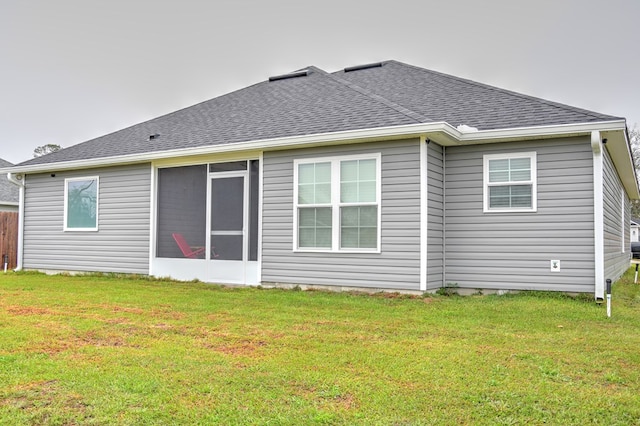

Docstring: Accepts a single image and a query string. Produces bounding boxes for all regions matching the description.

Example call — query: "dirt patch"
[205,339,268,356]
[4,305,60,316]
[1,380,91,422]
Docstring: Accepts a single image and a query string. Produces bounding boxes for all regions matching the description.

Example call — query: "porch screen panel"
[156,165,207,258]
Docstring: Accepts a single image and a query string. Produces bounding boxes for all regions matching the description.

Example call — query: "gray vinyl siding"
[427,142,444,289]
[23,163,151,274]
[262,139,421,290]
[445,137,596,292]
[603,147,631,282]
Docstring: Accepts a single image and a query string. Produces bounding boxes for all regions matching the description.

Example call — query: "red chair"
[172,233,205,259]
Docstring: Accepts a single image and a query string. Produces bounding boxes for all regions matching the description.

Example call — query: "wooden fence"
[0,212,18,270]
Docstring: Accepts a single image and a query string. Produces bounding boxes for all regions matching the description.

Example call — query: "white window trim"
[483,152,537,213]
[293,153,382,253]
[64,176,99,232]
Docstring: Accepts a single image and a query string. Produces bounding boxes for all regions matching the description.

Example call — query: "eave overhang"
[2,119,636,197]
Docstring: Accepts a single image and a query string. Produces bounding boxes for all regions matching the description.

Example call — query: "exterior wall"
[261,139,421,290]
[603,147,631,282]
[0,204,18,213]
[444,136,596,292]
[426,142,444,289]
[23,164,151,274]
[631,224,639,243]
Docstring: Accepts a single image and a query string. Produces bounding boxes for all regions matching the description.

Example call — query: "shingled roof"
[0,158,19,204]
[17,60,622,167]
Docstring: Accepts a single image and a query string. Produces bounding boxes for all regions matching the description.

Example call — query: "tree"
[33,144,61,158]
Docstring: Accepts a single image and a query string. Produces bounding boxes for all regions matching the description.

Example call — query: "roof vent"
[148,133,160,141]
[344,62,383,73]
[268,69,309,82]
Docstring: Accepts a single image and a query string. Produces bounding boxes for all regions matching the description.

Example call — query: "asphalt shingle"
[16,60,622,168]
[0,159,19,203]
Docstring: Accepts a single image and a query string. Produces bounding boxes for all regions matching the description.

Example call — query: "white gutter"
[7,173,24,271]
[0,120,628,175]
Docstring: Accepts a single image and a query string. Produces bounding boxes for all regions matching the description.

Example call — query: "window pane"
[340,160,358,181]
[299,208,317,226]
[340,206,378,249]
[316,228,332,248]
[340,158,377,203]
[341,228,358,248]
[488,159,509,172]
[359,227,377,248]
[315,162,331,183]
[340,182,358,203]
[488,186,510,208]
[315,183,331,204]
[489,170,509,183]
[298,162,331,204]
[489,157,531,183]
[316,207,332,227]
[509,158,530,170]
[489,185,532,209]
[298,164,315,184]
[67,179,98,229]
[510,169,531,181]
[358,159,376,180]
[298,207,332,248]
[341,206,359,226]
[359,206,377,226]
[299,228,316,247]
[298,184,314,204]
[358,181,376,202]
[510,185,532,207]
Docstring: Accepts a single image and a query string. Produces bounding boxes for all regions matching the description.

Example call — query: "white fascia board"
[1,120,627,175]
[456,120,626,143]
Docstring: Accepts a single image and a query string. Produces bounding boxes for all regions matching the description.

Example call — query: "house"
[3,60,637,300]
[631,218,640,242]
[0,158,19,269]
[0,159,19,212]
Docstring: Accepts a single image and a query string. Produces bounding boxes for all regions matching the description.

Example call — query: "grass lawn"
[0,271,639,425]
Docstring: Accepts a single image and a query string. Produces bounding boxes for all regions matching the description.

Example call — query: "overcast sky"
[1,0,638,164]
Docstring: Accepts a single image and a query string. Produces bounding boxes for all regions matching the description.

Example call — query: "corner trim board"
[592,131,605,300]
[419,136,428,291]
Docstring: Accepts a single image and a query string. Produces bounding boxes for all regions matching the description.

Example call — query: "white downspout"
[591,131,605,301]
[7,173,24,271]
[419,136,428,291]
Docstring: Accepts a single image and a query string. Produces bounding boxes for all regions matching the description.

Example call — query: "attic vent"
[148,133,160,141]
[344,62,383,73]
[268,69,309,82]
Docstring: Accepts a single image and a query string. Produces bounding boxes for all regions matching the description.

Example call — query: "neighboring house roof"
[631,217,640,226]
[0,158,19,205]
[12,60,623,169]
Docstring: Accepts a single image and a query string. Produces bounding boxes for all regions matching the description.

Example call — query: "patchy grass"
[0,270,639,425]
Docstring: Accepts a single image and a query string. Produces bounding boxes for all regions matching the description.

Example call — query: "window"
[294,154,380,252]
[64,177,99,231]
[483,152,536,212]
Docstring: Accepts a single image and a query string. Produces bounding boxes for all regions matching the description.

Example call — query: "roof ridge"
[319,65,430,124]
[387,60,622,123]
